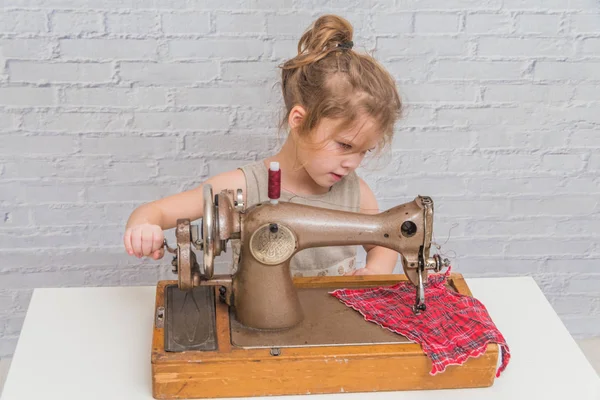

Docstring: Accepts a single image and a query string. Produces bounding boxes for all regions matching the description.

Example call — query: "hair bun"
[296,15,354,60]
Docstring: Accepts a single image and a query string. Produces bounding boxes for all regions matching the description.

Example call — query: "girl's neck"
[264,135,330,196]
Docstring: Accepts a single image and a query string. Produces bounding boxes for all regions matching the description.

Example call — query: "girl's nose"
[341,153,364,169]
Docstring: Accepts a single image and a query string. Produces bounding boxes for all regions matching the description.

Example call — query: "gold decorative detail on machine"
[249,223,297,265]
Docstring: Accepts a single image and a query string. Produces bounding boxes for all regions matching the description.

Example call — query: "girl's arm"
[124,169,247,259]
[350,177,399,275]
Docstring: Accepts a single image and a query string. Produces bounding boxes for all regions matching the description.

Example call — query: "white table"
[1,277,599,399]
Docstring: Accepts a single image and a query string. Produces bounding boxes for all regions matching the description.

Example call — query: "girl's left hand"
[345,267,376,276]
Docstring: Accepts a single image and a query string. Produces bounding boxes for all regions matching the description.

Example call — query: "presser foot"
[412,254,451,314]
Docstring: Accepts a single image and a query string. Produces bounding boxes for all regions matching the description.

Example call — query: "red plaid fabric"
[329,268,510,377]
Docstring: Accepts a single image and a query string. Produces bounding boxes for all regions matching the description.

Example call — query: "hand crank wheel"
[175,219,196,290]
[202,184,215,279]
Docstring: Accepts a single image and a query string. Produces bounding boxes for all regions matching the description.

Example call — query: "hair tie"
[337,40,353,50]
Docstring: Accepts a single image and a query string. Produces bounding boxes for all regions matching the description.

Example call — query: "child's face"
[300,114,381,188]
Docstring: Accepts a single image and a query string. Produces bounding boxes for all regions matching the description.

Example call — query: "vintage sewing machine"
[151,164,500,399]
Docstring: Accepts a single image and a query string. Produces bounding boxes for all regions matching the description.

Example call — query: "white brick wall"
[0,1,599,356]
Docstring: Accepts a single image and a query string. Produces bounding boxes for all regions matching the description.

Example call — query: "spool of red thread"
[268,162,281,204]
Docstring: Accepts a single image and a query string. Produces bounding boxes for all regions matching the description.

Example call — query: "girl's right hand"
[123,223,165,260]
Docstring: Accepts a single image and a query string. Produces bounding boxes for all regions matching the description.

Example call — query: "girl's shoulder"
[237,160,268,207]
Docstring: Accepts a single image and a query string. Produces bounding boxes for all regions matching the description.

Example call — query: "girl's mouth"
[330,173,343,181]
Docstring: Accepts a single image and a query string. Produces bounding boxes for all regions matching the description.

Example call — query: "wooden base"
[151,273,499,399]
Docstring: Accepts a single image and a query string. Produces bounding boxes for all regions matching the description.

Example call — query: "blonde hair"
[279,14,402,152]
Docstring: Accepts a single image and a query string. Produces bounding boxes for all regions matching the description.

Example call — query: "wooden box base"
[151,273,499,399]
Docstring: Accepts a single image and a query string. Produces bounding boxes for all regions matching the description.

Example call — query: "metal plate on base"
[230,287,414,349]
[165,285,217,352]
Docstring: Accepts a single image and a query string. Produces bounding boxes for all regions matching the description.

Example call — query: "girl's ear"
[288,105,306,131]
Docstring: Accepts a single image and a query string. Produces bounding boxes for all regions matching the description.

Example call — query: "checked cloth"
[329,268,510,377]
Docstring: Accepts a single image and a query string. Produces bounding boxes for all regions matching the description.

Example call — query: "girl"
[123,14,403,277]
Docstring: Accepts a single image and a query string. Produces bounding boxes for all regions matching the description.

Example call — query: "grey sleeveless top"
[238,160,361,277]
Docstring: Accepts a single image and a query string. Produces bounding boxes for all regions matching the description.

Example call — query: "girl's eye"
[337,142,352,150]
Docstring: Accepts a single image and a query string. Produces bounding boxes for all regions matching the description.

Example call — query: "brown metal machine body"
[235,199,433,329]
[165,184,448,331]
